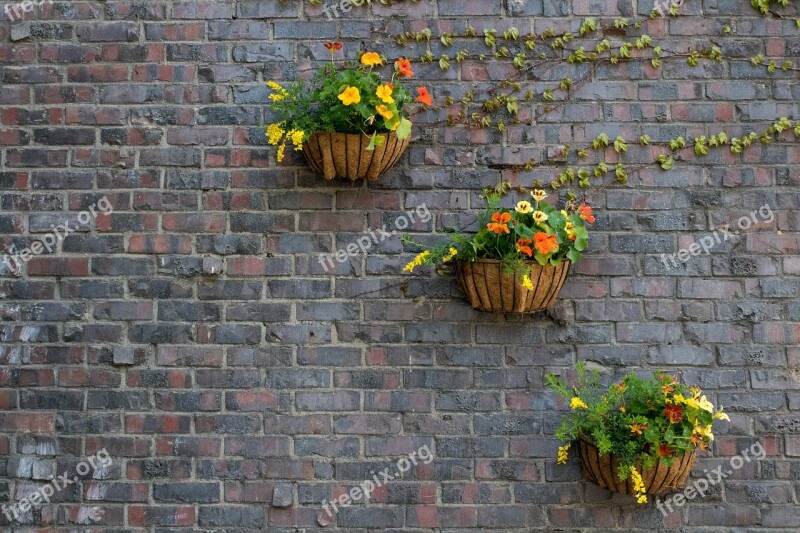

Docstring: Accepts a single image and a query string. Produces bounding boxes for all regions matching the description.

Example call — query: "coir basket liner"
[303,131,409,181]
[454,258,570,313]
[578,435,697,495]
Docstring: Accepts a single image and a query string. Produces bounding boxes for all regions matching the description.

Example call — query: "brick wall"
[1,0,799,530]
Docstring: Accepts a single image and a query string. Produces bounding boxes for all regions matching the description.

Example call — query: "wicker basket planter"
[454,258,570,313]
[578,435,697,495]
[303,131,409,181]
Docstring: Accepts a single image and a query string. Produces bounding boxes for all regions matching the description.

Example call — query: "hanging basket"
[303,131,409,181]
[454,258,570,313]
[577,435,697,495]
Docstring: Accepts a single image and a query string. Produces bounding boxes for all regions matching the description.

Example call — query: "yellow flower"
[338,86,361,106]
[515,201,533,214]
[266,123,285,145]
[289,129,304,151]
[557,443,570,464]
[276,143,286,163]
[375,104,394,121]
[403,250,431,273]
[570,397,588,410]
[442,247,458,262]
[360,51,383,67]
[630,467,647,504]
[267,81,288,101]
[629,422,647,435]
[533,211,549,224]
[697,395,715,413]
[267,81,286,93]
[376,84,394,104]
[682,396,701,410]
[531,189,547,203]
[714,406,730,421]
[694,421,714,441]
[522,275,534,290]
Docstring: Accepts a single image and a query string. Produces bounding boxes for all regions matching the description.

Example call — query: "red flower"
[665,404,683,424]
[395,57,414,78]
[487,212,511,234]
[578,202,596,224]
[324,42,343,51]
[533,232,559,255]
[657,443,673,458]
[416,86,433,106]
[516,238,533,257]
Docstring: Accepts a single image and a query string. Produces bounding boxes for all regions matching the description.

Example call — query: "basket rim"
[307,130,398,140]
[455,258,571,266]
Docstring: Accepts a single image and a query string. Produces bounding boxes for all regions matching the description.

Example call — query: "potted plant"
[402,189,593,313]
[266,43,429,181]
[545,363,730,503]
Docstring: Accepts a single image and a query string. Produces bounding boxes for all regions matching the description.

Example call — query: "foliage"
[265,44,426,161]
[546,363,730,502]
[402,188,594,282]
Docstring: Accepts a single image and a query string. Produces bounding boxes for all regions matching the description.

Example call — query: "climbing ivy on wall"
[390,14,800,192]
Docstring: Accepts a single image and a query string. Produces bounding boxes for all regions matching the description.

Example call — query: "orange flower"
[629,422,647,436]
[416,86,433,106]
[487,212,511,234]
[395,57,414,78]
[516,238,533,257]
[533,232,559,255]
[324,42,343,51]
[578,202,596,223]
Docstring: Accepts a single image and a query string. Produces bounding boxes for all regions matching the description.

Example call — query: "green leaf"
[484,29,496,47]
[579,18,597,36]
[395,117,412,140]
[366,132,385,151]
[574,234,588,252]
[503,27,520,40]
[506,99,519,115]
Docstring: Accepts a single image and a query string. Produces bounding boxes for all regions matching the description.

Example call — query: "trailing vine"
[388,13,800,191]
